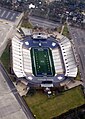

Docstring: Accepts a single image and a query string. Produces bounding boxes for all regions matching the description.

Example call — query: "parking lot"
[0,7,23,56]
[0,7,20,22]
[0,22,12,45]
[0,21,13,56]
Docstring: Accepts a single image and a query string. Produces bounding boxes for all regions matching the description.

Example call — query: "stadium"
[12,32,77,88]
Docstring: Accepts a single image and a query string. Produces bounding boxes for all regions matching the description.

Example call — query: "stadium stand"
[22,48,32,73]
[52,48,64,74]
[12,36,25,78]
[59,36,77,77]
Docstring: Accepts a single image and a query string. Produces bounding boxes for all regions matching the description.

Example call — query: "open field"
[24,86,85,119]
[62,24,70,38]
[21,20,33,28]
[0,44,10,72]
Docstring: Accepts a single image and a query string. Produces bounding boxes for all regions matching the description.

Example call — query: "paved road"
[68,26,85,90]
[0,62,35,119]
[29,16,61,29]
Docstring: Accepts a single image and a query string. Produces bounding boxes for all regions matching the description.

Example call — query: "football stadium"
[12,32,77,88]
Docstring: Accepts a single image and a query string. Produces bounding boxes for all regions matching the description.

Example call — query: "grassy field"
[62,24,70,38]
[21,20,33,28]
[24,86,85,119]
[0,44,10,73]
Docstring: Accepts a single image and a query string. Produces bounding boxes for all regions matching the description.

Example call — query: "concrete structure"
[12,32,77,88]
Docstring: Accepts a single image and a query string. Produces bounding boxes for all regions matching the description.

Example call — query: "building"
[12,32,77,88]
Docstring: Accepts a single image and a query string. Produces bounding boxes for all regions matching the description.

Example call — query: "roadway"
[68,26,85,91]
[29,16,61,29]
[0,62,35,119]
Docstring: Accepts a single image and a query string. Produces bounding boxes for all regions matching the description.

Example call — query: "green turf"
[21,20,33,28]
[23,86,85,119]
[31,47,55,77]
[62,24,70,39]
[0,45,10,73]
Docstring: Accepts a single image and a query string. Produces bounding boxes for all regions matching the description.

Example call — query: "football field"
[31,47,55,77]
